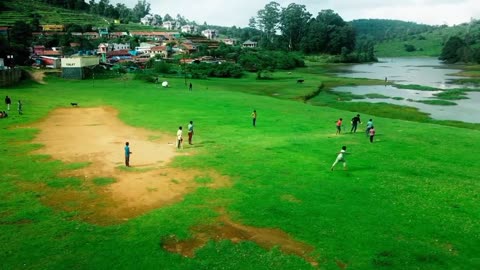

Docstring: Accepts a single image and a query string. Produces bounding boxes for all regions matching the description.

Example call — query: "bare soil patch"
[163,214,319,266]
[29,70,47,84]
[27,107,230,225]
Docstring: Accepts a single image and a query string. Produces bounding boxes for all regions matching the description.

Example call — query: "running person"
[331,146,348,171]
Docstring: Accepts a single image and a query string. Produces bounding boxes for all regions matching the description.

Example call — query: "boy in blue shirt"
[125,142,132,167]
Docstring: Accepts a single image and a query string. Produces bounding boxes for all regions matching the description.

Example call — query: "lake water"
[332,58,480,123]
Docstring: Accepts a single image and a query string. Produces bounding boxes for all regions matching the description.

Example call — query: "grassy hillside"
[0,0,109,26]
[375,22,478,57]
[0,0,159,31]
[0,66,479,269]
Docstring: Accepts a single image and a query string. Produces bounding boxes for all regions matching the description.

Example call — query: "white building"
[135,42,158,54]
[163,21,177,30]
[223,38,238,46]
[112,43,130,50]
[201,29,217,40]
[141,14,154,25]
[181,25,198,34]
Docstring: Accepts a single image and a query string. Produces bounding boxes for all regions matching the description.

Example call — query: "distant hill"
[351,19,480,57]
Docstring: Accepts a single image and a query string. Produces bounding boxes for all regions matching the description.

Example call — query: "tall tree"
[132,0,150,22]
[279,3,311,51]
[439,36,467,63]
[164,14,173,22]
[256,1,281,46]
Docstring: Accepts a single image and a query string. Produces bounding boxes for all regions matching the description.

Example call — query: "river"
[331,57,480,123]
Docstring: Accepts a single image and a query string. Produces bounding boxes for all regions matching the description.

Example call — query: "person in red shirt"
[336,118,343,135]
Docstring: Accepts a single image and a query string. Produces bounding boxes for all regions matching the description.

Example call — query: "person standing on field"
[336,118,343,135]
[369,126,376,143]
[124,142,132,167]
[187,121,194,145]
[252,110,257,127]
[5,96,11,111]
[176,126,183,149]
[331,146,348,171]
[189,82,193,91]
[17,100,22,115]
[350,114,361,133]
[366,119,373,137]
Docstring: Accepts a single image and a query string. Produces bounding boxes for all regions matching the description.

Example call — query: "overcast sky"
[110,0,480,27]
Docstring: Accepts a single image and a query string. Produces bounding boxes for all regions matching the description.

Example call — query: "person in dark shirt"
[350,114,361,133]
[5,96,11,111]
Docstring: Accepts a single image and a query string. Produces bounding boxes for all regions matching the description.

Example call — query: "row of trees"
[246,2,374,62]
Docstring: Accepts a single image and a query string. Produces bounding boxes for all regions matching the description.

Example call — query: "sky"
[110,0,480,27]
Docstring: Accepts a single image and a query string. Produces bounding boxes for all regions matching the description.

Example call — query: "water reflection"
[334,57,470,89]
[331,58,480,123]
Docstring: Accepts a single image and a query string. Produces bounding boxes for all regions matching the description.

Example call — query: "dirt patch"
[29,70,47,84]
[163,214,319,266]
[26,107,230,225]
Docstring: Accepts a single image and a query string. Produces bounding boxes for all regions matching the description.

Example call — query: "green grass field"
[1,69,479,269]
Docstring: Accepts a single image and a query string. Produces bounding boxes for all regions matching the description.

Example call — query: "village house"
[162,21,177,30]
[242,40,258,48]
[149,45,169,58]
[109,32,129,39]
[223,38,238,46]
[135,42,159,54]
[129,31,175,41]
[201,29,217,40]
[41,25,64,32]
[181,25,198,34]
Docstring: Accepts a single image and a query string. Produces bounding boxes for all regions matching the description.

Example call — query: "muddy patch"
[25,107,231,225]
[162,215,319,266]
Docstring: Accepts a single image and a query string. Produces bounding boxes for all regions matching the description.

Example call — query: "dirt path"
[28,107,230,224]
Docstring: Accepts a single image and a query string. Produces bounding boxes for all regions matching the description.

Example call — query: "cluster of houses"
[1,23,259,79]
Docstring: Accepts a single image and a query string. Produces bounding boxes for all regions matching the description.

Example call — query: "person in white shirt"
[176,126,183,149]
[187,121,194,145]
[331,146,348,171]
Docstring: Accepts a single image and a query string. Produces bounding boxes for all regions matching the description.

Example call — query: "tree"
[279,3,311,51]
[439,36,466,63]
[115,3,132,23]
[256,1,281,47]
[132,0,150,22]
[164,14,173,22]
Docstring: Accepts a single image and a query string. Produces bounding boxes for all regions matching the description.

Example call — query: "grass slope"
[0,72,479,269]
[0,0,109,26]
[375,23,477,57]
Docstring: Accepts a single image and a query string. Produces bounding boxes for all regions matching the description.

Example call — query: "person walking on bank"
[252,110,257,127]
[176,126,183,149]
[350,114,361,133]
[331,146,348,171]
[187,121,194,145]
[17,100,22,115]
[5,96,11,111]
[369,126,376,143]
[124,142,132,167]
[336,118,343,135]
[366,119,373,137]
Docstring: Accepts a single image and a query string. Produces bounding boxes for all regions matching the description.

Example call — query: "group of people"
[335,114,376,142]
[124,121,195,167]
[176,121,195,149]
[4,96,22,115]
[331,114,377,171]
